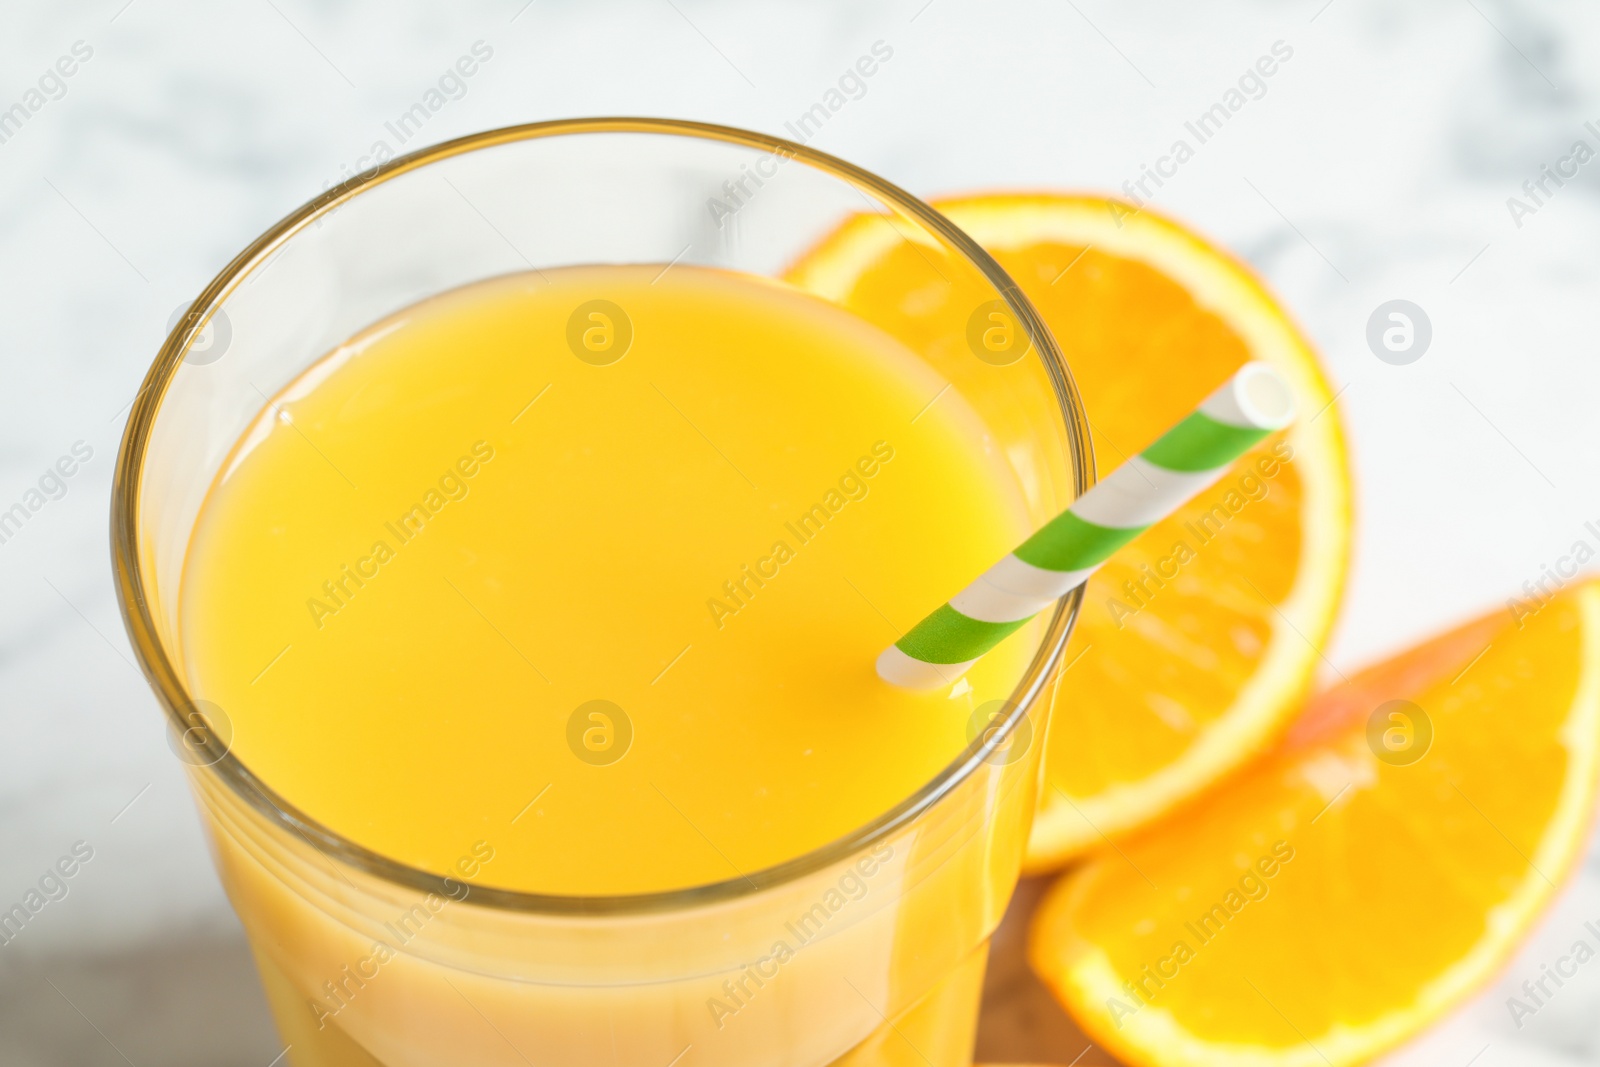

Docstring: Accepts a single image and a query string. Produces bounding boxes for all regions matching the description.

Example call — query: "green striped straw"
[877,361,1296,690]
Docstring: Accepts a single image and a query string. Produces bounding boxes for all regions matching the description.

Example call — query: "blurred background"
[1,0,1597,1063]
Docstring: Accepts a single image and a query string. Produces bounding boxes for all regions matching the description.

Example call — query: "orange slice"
[786,193,1352,868]
[1029,580,1600,1066]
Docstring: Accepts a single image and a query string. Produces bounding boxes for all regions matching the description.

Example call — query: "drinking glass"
[112,118,1093,1066]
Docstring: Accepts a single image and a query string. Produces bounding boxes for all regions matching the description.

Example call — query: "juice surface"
[180,264,1037,897]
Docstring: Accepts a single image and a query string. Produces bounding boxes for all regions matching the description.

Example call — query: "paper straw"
[877,361,1296,690]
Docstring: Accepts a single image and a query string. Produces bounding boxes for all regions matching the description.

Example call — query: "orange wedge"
[786,193,1352,868]
[1029,580,1600,1067]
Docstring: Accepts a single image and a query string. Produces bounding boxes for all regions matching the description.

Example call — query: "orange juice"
[180,264,1043,1063]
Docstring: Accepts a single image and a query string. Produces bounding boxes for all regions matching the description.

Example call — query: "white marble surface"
[0,0,1597,1062]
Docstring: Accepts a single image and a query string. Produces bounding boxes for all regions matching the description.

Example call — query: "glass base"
[253,939,990,1067]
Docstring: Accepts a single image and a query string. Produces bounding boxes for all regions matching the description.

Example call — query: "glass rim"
[110,116,1095,917]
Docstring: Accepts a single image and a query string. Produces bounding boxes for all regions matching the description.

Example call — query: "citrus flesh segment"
[1029,581,1600,1067]
[785,193,1351,869]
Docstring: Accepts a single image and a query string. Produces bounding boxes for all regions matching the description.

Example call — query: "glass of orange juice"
[113,119,1091,1066]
